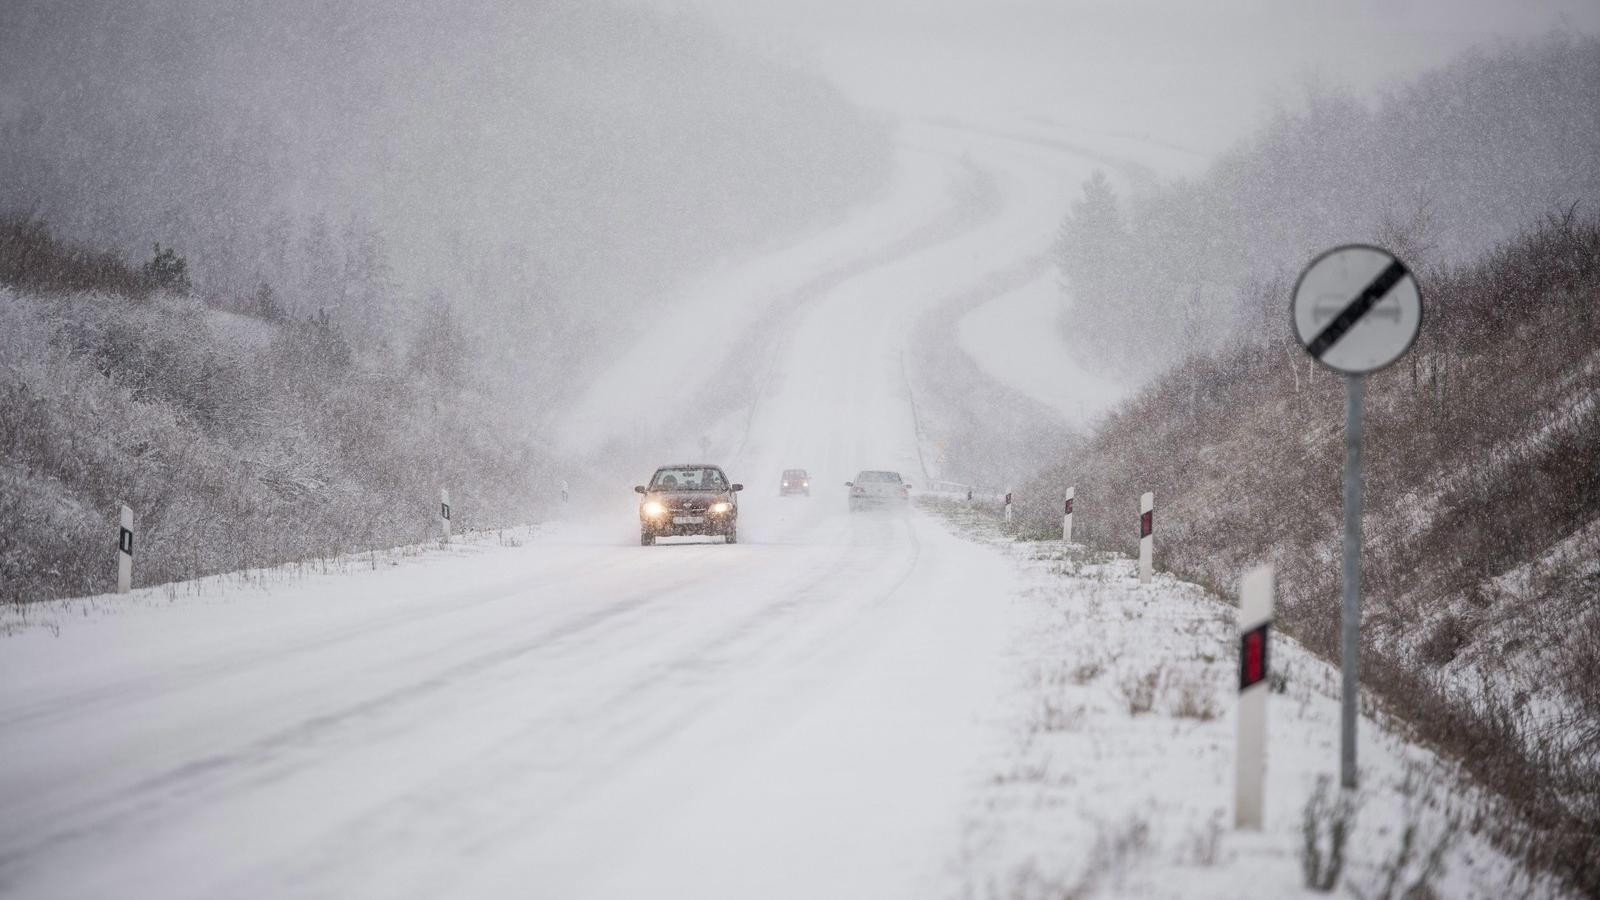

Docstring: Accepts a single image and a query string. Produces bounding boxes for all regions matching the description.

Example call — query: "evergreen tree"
[1054,170,1130,361]
[143,243,191,294]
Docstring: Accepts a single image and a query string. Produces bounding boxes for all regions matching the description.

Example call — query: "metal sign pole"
[1340,374,1364,789]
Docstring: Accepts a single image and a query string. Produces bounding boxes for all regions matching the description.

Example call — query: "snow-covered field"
[956,268,1124,423]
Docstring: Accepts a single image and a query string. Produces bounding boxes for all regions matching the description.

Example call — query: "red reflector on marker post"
[1240,623,1270,690]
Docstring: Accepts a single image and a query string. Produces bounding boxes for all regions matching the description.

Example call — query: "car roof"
[655,463,725,471]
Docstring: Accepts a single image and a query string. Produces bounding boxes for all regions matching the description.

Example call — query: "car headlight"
[642,501,666,517]
[710,501,732,514]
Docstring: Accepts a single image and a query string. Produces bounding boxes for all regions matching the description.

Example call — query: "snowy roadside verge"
[922,500,1570,899]
[0,523,543,640]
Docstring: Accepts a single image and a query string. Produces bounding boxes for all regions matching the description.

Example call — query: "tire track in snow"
[728,153,1005,467]
[0,559,728,876]
[246,516,928,895]
[0,549,657,731]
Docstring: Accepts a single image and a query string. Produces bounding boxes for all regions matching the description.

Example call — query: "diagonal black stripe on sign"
[1306,259,1409,359]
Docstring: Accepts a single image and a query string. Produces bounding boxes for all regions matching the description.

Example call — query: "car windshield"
[783,470,807,478]
[855,471,901,483]
[651,467,727,491]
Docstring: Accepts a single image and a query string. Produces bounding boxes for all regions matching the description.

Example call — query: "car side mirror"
[731,483,743,492]
[634,485,647,494]
[844,481,853,487]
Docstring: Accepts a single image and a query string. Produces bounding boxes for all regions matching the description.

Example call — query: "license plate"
[673,516,704,525]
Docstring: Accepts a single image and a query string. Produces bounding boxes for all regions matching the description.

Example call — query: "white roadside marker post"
[440,488,452,544]
[116,504,134,594]
[1291,244,1422,791]
[1138,491,1153,584]
[1062,486,1074,543]
[1235,564,1275,829]
[1004,490,1013,524]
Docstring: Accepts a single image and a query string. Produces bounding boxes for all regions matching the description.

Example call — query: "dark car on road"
[847,470,911,511]
[779,468,810,496]
[636,464,744,545]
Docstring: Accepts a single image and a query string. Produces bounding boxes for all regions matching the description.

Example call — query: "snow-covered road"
[1,506,1023,899]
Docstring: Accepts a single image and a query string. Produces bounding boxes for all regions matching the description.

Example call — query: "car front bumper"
[641,513,736,536]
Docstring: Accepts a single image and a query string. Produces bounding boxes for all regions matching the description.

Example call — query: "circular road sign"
[1291,244,1422,374]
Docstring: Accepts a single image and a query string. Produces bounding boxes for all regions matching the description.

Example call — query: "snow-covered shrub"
[1301,776,1357,891]
[1117,664,1161,716]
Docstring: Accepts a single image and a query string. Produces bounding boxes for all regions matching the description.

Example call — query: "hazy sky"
[682,0,1600,159]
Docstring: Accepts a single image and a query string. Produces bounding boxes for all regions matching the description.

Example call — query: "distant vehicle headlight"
[643,501,666,517]
[710,501,732,514]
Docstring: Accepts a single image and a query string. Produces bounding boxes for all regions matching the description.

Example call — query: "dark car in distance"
[636,464,743,546]
[780,468,810,496]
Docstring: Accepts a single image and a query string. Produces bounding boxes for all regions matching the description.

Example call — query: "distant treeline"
[1018,210,1600,895]
[1055,33,1600,380]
